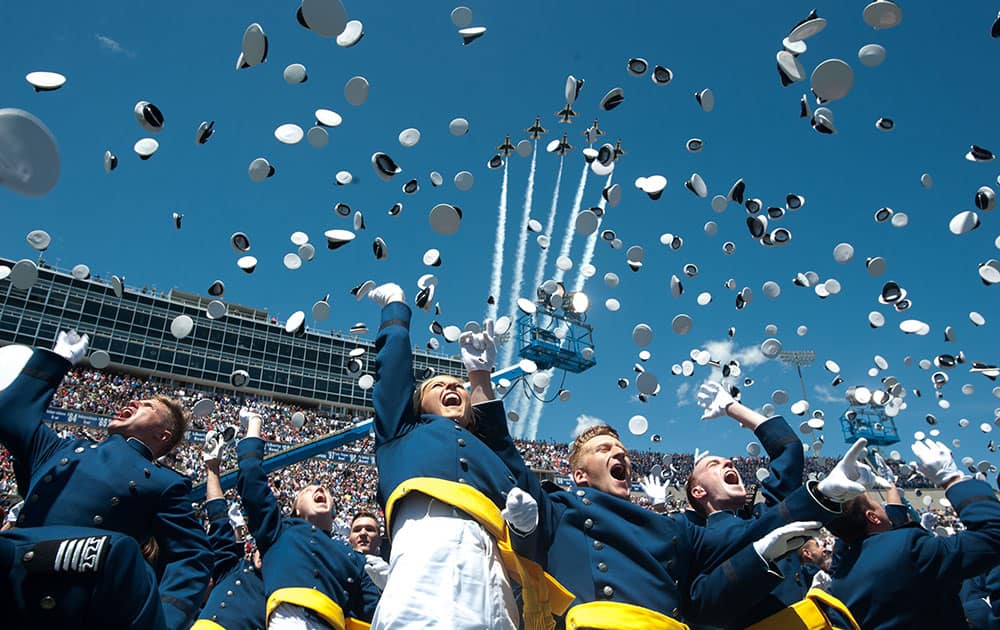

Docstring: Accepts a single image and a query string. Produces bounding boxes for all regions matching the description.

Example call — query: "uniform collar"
[125,436,155,460]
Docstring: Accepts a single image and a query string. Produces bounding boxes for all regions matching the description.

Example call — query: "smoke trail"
[511,156,565,438]
[572,172,614,293]
[522,369,554,440]
[552,162,589,284]
[498,142,538,369]
[486,158,509,321]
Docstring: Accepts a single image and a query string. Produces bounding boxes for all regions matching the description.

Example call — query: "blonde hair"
[569,425,621,472]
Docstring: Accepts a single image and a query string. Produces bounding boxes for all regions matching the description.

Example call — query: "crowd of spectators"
[0,366,936,529]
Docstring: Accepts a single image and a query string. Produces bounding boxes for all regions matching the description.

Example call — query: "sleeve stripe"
[379,318,409,332]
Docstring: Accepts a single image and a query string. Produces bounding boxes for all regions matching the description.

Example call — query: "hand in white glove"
[752,520,823,562]
[238,407,260,431]
[202,429,223,462]
[911,439,966,487]
[696,381,735,420]
[919,511,939,532]
[502,487,538,535]
[227,503,246,529]
[53,330,90,365]
[817,438,891,503]
[368,283,404,308]
[810,569,832,592]
[459,319,497,374]
[640,474,667,507]
[364,554,390,591]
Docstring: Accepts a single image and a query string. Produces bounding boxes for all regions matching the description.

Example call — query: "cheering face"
[349,516,382,555]
[108,399,173,454]
[572,434,633,499]
[799,538,832,571]
[418,376,471,426]
[294,485,334,521]
[691,456,747,509]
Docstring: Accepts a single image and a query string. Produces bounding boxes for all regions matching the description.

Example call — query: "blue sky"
[2,1,999,469]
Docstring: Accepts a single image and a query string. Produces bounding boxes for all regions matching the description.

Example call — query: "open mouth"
[723,469,740,485]
[442,392,462,407]
[114,407,135,421]
[609,461,628,481]
[313,490,327,506]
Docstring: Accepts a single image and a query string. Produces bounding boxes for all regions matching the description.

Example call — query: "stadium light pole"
[778,350,815,402]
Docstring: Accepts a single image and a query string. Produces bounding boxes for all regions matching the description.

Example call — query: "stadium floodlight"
[566,291,589,314]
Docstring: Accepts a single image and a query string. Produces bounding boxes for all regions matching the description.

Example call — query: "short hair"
[154,395,189,454]
[825,494,872,544]
[684,472,708,518]
[351,511,381,528]
[569,425,621,472]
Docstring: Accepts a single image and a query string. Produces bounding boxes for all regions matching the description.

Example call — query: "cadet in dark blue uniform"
[194,440,265,630]
[0,331,212,629]
[482,405,879,629]
[1,525,165,629]
[367,284,569,630]
[828,439,1000,629]
[236,409,378,629]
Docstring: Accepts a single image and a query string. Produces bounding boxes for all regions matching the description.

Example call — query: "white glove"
[919,511,939,532]
[911,439,966,487]
[752,520,823,562]
[640,474,666,507]
[502,487,538,534]
[53,330,89,365]
[227,503,246,529]
[368,283,404,308]
[810,570,832,592]
[817,438,890,502]
[203,429,223,462]
[364,554,390,591]
[459,319,497,373]
[696,381,735,420]
[238,407,260,431]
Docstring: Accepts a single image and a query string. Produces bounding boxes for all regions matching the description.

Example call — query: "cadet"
[484,408,886,629]
[236,408,379,629]
[367,283,569,630]
[1,525,165,629]
[828,439,1000,629]
[0,331,212,629]
[193,432,265,630]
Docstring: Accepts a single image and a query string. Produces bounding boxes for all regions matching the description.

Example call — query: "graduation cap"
[25,71,66,92]
[237,23,267,68]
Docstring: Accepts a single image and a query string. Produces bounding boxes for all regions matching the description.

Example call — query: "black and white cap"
[26,71,66,91]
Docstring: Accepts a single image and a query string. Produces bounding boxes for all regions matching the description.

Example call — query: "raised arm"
[151,478,213,630]
[0,344,78,477]
[234,409,283,553]
[204,450,243,582]
[370,284,418,445]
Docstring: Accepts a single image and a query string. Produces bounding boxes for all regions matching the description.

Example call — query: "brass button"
[58,458,69,466]
[40,596,56,610]
[144,468,151,477]
[227,590,234,597]
[576,490,585,497]
[220,602,226,609]
[582,498,592,505]
[584,518,594,529]
[458,478,467,484]
[602,585,613,597]
[597,562,607,572]
[129,480,137,490]
[22,551,34,562]
[110,497,120,507]
[235,580,242,586]
[593,541,604,550]
[93,515,103,525]
[457,438,466,447]
[74,447,85,454]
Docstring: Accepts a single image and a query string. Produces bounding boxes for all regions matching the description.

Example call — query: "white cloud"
[571,414,606,440]
[813,385,843,404]
[702,339,768,370]
[675,381,691,407]
[96,34,134,57]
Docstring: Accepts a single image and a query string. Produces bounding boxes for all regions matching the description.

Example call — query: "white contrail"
[498,142,538,369]
[523,369,553,440]
[511,156,565,438]
[486,158,509,321]
[552,162,589,284]
[572,172,614,293]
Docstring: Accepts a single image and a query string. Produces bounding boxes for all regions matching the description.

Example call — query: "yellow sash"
[565,601,690,629]
[385,477,575,630]
[191,621,226,630]
[746,588,860,630]
[266,587,370,630]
